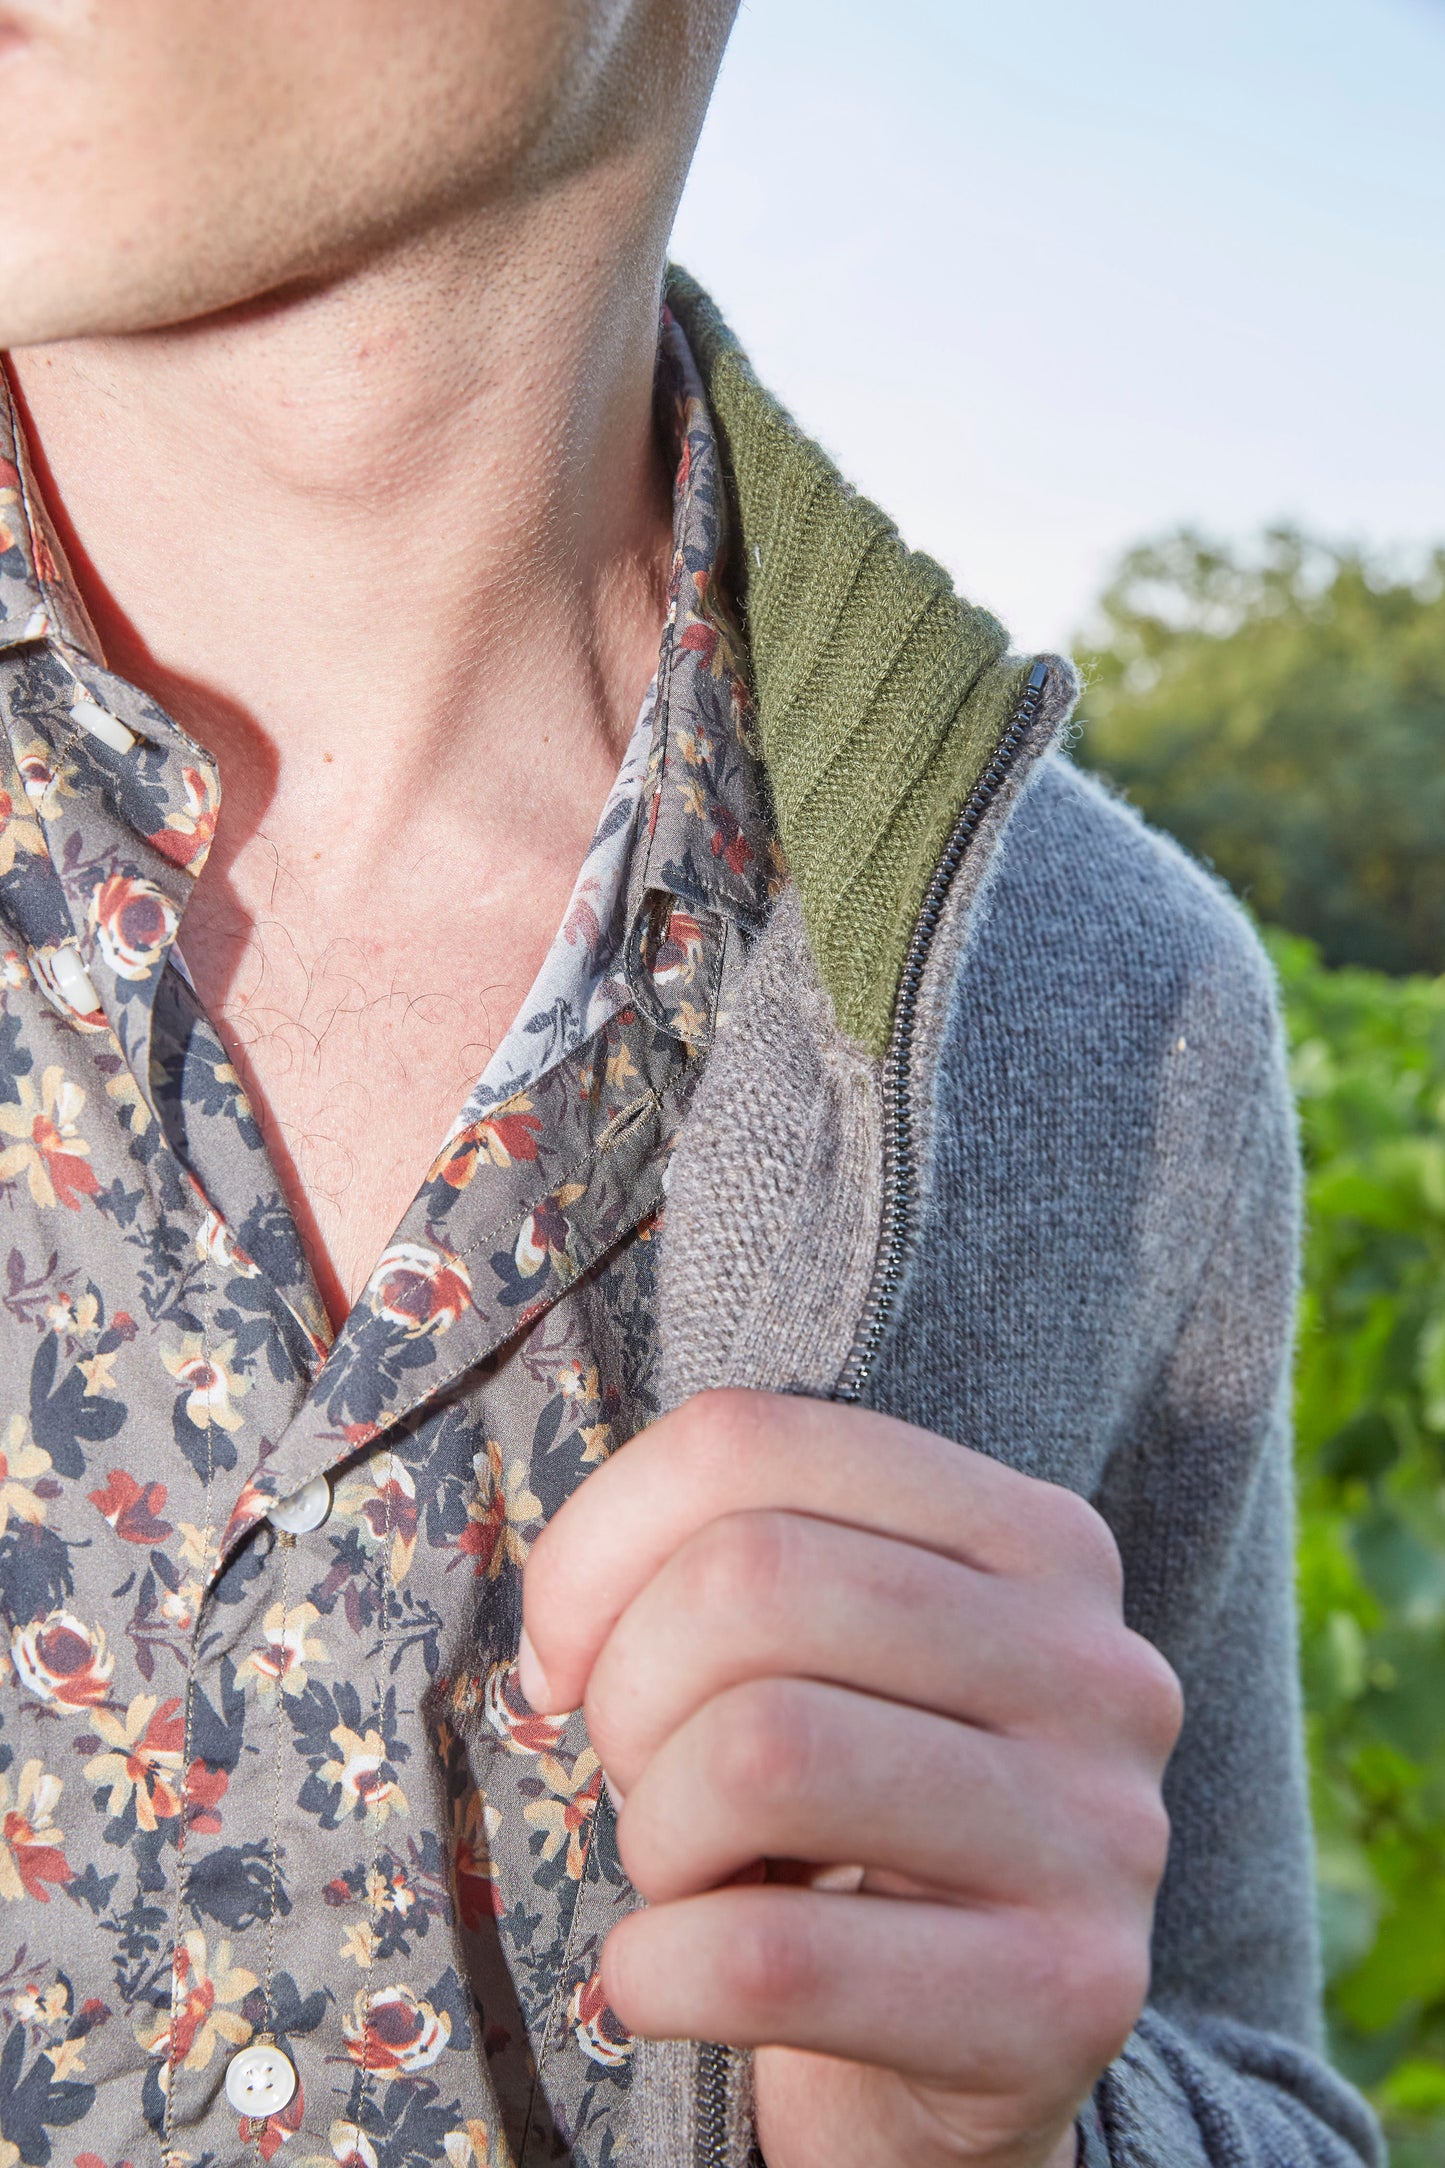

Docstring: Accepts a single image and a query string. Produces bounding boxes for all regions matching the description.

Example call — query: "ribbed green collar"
[666,267,1049,1055]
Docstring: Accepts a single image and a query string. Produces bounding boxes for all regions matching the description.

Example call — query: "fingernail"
[516,1626,553,1712]
[603,1772,626,1814]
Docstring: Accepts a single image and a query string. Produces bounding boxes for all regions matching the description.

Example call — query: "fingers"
[583,1507,1171,1795]
[523,1389,1121,1712]
[602,1884,1146,2096]
[613,1676,1167,1907]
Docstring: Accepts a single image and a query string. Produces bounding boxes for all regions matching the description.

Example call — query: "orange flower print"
[15,741,74,822]
[364,1241,472,1338]
[0,1761,72,1902]
[429,1094,543,1191]
[138,1930,256,2079]
[0,1066,100,1209]
[249,2074,304,2162]
[334,1452,419,1584]
[513,1184,586,1279]
[11,1610,115,1709]
[149,763,219,870]
[87,872,178,980]
[451,1787,502,1933]
[567,1968,633,2069]
[341,1985,450,2074]
[83,1695,186,1831]
[481,1660,570,1755]
[87,1467,172,1546]
[455,1442,541,1580]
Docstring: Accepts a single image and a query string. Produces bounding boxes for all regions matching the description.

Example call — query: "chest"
[181,867,574,1322]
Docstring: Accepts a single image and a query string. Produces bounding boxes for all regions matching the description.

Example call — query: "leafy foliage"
[1075,532,1445,974]
[1271,930,1445,2162]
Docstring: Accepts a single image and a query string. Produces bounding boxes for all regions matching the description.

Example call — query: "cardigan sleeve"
[1084,1020,1382,2166]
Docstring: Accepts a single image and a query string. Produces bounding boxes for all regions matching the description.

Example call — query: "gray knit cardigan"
[638,744,1385,2167]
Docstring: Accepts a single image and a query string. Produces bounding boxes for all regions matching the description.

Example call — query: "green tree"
[1272,931,1445,2166]
[1076,532,1445,975]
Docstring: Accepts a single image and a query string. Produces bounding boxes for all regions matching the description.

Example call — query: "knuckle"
[716,1902,821,2022]
[1101,1779,1173,1890]
[712,1679,817,1815]
[1065,1495,1126,1597]
[1028,1481,1125,1598]
[682,1510,794,1629]
[1125,1633,1185,1756]
[1046,1919,1150,2071]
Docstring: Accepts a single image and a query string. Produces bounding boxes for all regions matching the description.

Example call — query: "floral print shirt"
[0,313,779,2168]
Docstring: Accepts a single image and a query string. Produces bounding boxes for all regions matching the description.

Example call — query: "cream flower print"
[14,741,75,822]
[161,1333,248,1432]
[0,1415,51,1535]
[341,1984,450,2073]
[443,2121,513,2168]
[339,1919,380,1970]
[522,1748,603,1881]
[320,2123,379,2168]
[333,1451,419,1584]
[0,1066,99,1210]
[196,1206,259,1278]
[87,872,178,980]
[0,1761,71,1903]
[238,1601,329,1699]
[139,1930,257,2076]
[320,1724,409,1825]
[456,1439,542,1579]
[0,772,46,880]
[83,1694,185,1830]
[11,1610,114,1709]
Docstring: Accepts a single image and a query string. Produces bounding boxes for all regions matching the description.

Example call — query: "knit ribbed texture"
[666,266,1044,1054]
[652,755,1383,2167]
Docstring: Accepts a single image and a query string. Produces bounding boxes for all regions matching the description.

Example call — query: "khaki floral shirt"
[0,315,778,2168]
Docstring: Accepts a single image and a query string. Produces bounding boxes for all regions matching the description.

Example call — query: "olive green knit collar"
[666,266,1062,1056]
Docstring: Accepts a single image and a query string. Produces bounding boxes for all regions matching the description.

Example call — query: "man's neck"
[5,181,675,869]
[3,178,680,1322]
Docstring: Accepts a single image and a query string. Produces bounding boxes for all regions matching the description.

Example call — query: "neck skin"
[7,173,675,876]
[4,160,679,1325]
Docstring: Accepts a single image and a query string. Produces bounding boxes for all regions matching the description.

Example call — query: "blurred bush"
[1073,525,1445,2150]
[1075,531,1445,974]
[1268,930,1445,2163]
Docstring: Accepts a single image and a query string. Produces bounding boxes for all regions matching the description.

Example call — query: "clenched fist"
[518,1390,1182,2168]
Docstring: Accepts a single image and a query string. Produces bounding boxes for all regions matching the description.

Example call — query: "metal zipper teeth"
[695,2040,733,2168]
[688,662,1052,2168]
[835,657,1052,1407]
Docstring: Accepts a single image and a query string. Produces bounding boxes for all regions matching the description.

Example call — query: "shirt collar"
[0,368,105,661]
[621,310,782,1040]
[0,317,779,1071]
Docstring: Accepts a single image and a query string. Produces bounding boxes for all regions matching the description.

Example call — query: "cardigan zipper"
[690,659,1052,2167]
[834,656,1052,1406]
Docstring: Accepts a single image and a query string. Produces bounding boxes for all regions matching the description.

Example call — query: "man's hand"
[518,1391,1182,2168]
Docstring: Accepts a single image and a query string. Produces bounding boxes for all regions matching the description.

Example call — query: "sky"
[671,0,1445,653]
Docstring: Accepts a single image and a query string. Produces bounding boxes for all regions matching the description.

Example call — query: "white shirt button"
[267,1473,332,1536]
[224,2041,296,2117]
[72,696,137,754]
[48,944,102,1017]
